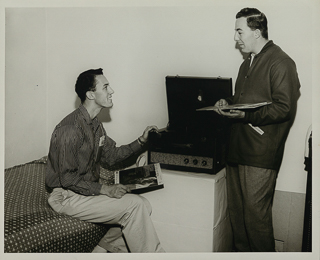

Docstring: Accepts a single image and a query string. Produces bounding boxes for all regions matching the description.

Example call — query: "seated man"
[45,68,164,253]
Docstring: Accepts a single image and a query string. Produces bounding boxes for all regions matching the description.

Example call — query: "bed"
[4,157,114,253]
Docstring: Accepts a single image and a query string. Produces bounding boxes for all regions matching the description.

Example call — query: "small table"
[142,168,233,252]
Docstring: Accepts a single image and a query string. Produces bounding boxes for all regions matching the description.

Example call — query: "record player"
[148,76,232,174]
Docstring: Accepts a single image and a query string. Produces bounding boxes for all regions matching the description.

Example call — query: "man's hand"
[219,109,245,119]
[100,184,136,199]
[214,99,245,119]
[139,125,159,144]
[215,99,229,109]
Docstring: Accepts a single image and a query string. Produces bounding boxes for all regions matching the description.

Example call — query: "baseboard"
[273,190,306,252]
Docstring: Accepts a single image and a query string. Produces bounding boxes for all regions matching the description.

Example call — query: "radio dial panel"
[149,152,215,170]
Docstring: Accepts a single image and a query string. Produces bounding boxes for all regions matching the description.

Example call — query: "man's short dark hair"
[236,7,268,39]
[75,68,104,103]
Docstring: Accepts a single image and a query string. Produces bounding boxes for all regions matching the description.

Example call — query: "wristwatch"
[138,136,147,146]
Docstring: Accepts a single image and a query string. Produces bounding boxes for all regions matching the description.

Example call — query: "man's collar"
[79,104,94,125]
[79,104,101,132]
[253,40,274,57]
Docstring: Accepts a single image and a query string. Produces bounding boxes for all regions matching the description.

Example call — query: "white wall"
[5,8,47,166]
[5,0,318,195]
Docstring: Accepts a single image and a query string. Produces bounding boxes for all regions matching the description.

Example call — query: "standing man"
[46,68,165,253]
[214,8,300,251]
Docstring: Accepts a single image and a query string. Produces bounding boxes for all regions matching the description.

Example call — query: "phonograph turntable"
[148,76,232,174]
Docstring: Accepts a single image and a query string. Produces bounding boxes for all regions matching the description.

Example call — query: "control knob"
[193,159,198,165]
[201,160,207,166]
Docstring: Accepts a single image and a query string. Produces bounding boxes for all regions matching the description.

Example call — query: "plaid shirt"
[46,105,142,196]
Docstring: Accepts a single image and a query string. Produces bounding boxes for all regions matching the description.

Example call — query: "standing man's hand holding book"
[214,99,245,119]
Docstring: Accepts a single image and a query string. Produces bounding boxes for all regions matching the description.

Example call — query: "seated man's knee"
[125,194,152,215]
[140,196,152,215]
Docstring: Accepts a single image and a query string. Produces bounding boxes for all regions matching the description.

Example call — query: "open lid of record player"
[165,76,232,134]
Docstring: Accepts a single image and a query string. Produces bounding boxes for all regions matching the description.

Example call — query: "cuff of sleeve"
[225,97,233,105]
[130,140,142,153]
[243,111,251,123]
[91,182,103,195]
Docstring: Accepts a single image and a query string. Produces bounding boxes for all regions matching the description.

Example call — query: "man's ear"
[254,29,261,39]
[86,91,95,100]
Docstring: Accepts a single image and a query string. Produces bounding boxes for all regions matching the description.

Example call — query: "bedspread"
[4,159,108,253]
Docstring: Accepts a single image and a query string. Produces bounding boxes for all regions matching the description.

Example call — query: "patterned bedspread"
[4,159,109,253]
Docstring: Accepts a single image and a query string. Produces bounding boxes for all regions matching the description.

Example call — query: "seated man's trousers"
[48,188,164,253]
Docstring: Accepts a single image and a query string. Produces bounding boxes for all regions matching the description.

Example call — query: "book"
[196,101,272,111]
[114,163,164,194]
